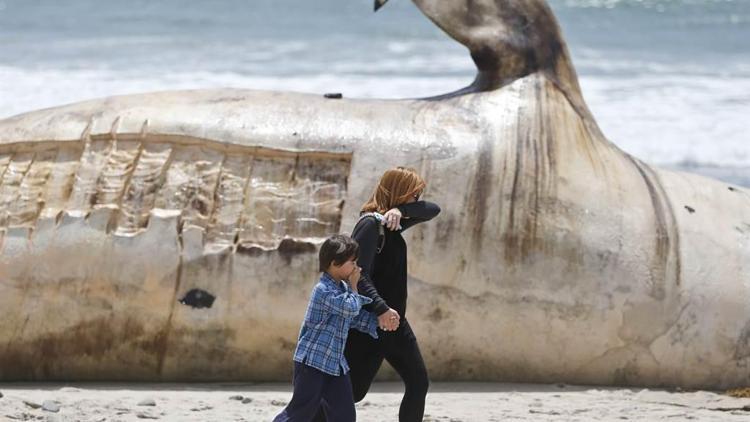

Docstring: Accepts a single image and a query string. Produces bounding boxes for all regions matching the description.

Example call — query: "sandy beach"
[2,382,749,421]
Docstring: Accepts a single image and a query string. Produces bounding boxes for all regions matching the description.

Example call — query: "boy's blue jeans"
[273,361,356,422]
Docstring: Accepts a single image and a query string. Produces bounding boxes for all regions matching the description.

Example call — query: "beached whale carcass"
[0,0,749,388]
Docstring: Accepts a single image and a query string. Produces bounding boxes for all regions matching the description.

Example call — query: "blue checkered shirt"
[293,272,379,376]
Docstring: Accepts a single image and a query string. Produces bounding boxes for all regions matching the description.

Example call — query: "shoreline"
[668,164,750,188]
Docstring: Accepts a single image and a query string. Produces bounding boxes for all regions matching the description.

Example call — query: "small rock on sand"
[138,398,157,406]
[23,400,42,409]
[42,400,61,413]
[229,395,244,400]
[242,397,253,404]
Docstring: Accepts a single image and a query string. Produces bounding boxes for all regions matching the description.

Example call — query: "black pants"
[313,320,429,422]
[274,361,356,422]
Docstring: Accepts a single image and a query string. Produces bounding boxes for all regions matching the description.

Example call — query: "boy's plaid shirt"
[293,272,379,376]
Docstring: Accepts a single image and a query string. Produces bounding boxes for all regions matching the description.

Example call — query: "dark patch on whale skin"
[0,314,241,381]
[734,320,750,360]
[434,215,456,249]
[627,157,682,292]
[501,80,557,263]
[428,307,446,322]
[236,238,317,265]
[236,244,265,256]
[0,317,151,380]
[278,238,318,263]
[468,131,494,250]
[179,288,216,309]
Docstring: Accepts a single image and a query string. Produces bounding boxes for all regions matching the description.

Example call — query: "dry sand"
[1,382,749,421]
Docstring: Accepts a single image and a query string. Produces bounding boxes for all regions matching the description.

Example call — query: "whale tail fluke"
[374,0,388,12]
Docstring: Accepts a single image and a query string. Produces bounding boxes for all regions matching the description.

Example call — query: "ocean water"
[0,0,748,184]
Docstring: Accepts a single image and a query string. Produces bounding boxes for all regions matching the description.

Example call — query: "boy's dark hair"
[319,235,359,272]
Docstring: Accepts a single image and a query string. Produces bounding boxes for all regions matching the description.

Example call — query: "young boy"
[273,234,379,422]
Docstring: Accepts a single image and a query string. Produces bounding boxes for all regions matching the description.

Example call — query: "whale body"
[0,0,749,388]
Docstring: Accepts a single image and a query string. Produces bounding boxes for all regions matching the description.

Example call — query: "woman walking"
[315,167,440,422]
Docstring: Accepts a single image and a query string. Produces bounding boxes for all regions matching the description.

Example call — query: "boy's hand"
[347,266,361,291]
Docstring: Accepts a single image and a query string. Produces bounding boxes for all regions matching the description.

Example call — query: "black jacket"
[352,201,440,320]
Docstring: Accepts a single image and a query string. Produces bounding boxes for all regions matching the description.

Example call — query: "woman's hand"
[378,308,400,331]
[383,208,402,231]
